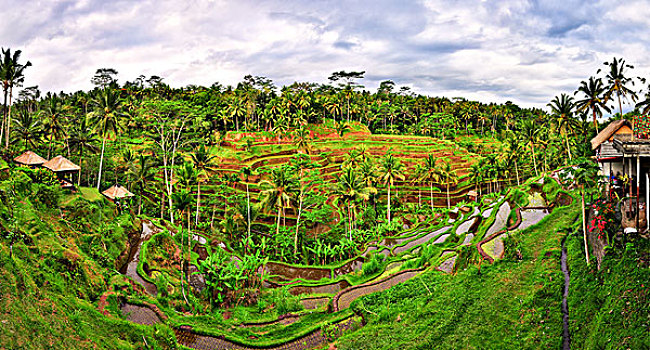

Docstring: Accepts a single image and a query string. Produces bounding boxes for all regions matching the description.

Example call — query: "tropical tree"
[547,93,576,160]
[172,188,193,306]
[190,145,218,225]
[377,154,404,222]
[0,48,31,149]
[603,57,637,120]
[41,96,68,158]
[436,160,458,209]
[259,168,298,237]
[334,167,373,239]
[89,88,124,190]
[422,154,439,210]
[575,76,610,133]
[68,115,100,185]
[11,110,40,151]
[129,154,155,215]
[519,119,540,176]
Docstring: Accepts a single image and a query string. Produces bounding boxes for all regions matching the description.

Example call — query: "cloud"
[0,0,648,112]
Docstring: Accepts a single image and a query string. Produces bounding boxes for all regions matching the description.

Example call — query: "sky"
[2,0,650,111]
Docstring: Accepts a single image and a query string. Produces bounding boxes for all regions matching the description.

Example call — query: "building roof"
[102,184,134,200]
[598,142,623,159]
[590,119,631,150]
[42,155,81,172]
[14,151,47,166]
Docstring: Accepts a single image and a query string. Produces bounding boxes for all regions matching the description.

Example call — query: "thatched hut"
[14,151,47,168]
[42,155,80,189]
[102,184,134,201]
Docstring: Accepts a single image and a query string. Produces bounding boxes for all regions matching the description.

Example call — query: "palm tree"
[41,96,67,158]
[377,154,404,223]
[190,145,218,225]
[11,109,41,151]
[436,160,457,209]
[547,93,576,160]
[519,119,540,176]
[603,57,637,120]
[239,166,254,250]
[259,168,298,237]
[334,167,372,239]
[129,154,155,215]
[422,154,439,210]
[89,88,123,191]
[68,116,100,185]
[575,76,610,133]
[172,188,193,306]
[635,84,650,117]
[0,48,32,149]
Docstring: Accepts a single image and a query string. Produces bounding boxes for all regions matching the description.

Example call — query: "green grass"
[567,233,650,349]
[335,193,580,350]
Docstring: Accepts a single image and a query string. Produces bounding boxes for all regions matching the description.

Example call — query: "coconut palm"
[377,154,404,222]
[68,116,100,185]
[11,109,41,151]
[603,57,637,120]
[41,96,68,158]
[0,48,31,149]
[89,88,124,191]
[519,119,540,176]
[129,154,155,215]
[190,145,218,225]
[239,166,254,251]
[436,160,458,209]
[259,168,298,237]
[421,154,439,210]
[334,167,373,239]
[172,188,194,306]
[575,76,610,133]
[547,93,577,160]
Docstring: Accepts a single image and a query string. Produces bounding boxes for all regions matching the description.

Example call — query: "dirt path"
[561,235,571,350]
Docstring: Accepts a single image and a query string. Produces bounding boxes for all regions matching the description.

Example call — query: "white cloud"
[0,0,648,113]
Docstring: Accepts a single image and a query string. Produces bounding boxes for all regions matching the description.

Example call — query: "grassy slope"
[336,195,580,350]
[567,234,650,349]
[0,173,176,349]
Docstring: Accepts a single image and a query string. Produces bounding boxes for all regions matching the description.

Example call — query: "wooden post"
[637,155,640,230]
[646,171,649,232]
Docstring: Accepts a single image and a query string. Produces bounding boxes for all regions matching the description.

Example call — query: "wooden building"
[14,151,47,168]
[102,184,134,201]
[42,155,81,189]
[591,119,632,184]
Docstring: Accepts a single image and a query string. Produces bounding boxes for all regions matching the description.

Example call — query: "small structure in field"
[467,190,479,202]
[102,184,134,201]
[42,155,81,189]
[14,151,47,168]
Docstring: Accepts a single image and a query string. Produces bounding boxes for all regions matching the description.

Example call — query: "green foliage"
[361,252,385,277]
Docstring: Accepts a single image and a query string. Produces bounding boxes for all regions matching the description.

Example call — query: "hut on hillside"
[42,155,80,189]
[102,184,134,201]
[14,151,47,168]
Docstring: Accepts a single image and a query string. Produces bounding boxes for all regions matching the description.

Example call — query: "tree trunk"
[430,181,434,211]
[5,86,13,149]
[515,160,520,186]
[294,192,302,258]
[564,132,572,161]
[96,134,107,190]
[387,183,391,223]
[195,182,201,225]
[276,206,281,237]
[530,144,539,176]
[581,189,591,265]
[446,183,450,209]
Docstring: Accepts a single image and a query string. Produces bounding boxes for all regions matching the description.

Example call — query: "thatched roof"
[43,155,81,172]
[102,184,134,200]
[14,151,47,166]
[591,119,631,150]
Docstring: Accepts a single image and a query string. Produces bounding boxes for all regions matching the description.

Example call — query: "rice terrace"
[0,2,649,350]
